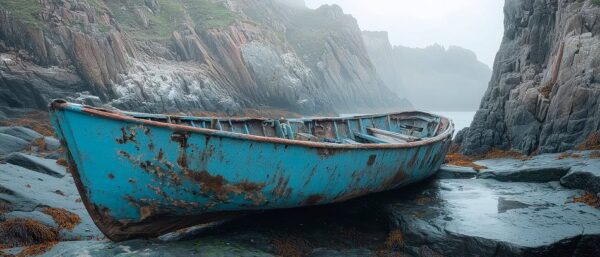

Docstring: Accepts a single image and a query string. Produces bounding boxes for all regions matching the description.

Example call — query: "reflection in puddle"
[497,197,530,213]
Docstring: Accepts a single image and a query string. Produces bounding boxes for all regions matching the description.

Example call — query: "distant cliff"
[0,0,410,115]
[456,0,600,154]
[362,31,491,111]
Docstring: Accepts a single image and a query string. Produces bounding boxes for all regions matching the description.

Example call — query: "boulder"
[4,152,66,178]
[0,133,29,155]
[0,126,43,143]
[43,136,61,151]
[560,161,600,193]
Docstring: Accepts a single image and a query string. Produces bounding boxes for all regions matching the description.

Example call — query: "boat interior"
[121,111,450,144]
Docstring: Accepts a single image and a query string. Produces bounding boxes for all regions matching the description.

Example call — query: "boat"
[49,99,454,241]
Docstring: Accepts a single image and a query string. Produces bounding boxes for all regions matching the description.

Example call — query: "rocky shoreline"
[1,124,599,257]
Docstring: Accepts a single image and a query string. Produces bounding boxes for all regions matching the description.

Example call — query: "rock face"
[456,0,600,154]
[0,0,410,115]
[362,31,491,111]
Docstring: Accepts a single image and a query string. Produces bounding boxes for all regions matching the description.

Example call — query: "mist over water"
[433,111,475,136]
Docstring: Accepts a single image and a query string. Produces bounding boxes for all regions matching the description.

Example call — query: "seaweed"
[41,208,81,231]
[577,132,600,150]
[0,218,59,247]
[0,112,55,137]
[16,241,58,257]
[572,192,600,208]
[384,230,405,250]
[444,153,487,171]
[55,158,68,167]
[557,153,583,160]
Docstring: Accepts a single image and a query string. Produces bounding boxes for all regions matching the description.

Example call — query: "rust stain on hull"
[302,195,325,206]
[367,155,377,166]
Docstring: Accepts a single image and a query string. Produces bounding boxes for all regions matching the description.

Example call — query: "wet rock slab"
[388,179,600,257]
[0,133,29,155]
[436,165,478,179]
[0,162,102,241]
[474,151,600,192]
[4,152,67,178]
[0,126,43,143]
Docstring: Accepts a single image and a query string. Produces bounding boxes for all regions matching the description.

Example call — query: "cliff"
[456,0,600,154]
[362,31,492,111]
[0,0,410,115]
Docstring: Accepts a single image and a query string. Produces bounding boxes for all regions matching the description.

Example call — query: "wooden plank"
[280,122,295,140]
[274,120,286,139]
[367,128,421,142]
[353,132,392,144]
[371,133,406,143]
[296,133,319,142]
[211,119,223,131]
[333,120,339,139]
[228,120,235,132]
[342,138,361,144]
[244,123,250,135]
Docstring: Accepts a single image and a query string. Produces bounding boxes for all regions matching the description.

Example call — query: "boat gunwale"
[50,100,455,149]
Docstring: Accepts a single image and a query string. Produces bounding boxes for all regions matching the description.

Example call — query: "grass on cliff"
[593,0,600,6]
[181,0,236,29]
[0,0,43,28]
[105,0,235,41]
[105,0,184,40]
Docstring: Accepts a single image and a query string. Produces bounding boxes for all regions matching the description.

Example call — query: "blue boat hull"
[49,100,453,241]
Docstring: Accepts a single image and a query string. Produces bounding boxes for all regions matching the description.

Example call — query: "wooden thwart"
[353,132,392,144]
[367,128,421,142]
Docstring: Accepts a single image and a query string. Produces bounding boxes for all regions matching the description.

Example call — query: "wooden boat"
[49,100,454,241]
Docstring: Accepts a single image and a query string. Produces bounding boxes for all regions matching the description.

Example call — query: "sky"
[304,0,505,68]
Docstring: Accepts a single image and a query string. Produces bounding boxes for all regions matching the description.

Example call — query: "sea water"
[433,111,476,136]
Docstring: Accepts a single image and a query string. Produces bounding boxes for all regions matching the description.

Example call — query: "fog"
[304,0,504,68]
